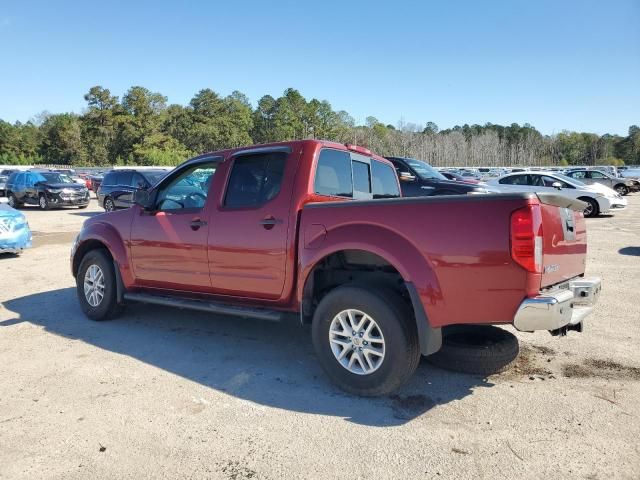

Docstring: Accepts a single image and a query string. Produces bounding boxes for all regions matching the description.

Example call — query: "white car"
[487,171,627,217]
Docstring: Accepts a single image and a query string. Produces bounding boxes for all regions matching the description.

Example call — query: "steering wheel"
[186,191,207,207]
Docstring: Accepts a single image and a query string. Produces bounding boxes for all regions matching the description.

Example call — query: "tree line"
[0,85,638,167]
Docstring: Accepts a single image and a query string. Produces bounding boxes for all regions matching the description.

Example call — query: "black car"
[98,169,168,211]
[5,170,90,209]
[385,157,490,196]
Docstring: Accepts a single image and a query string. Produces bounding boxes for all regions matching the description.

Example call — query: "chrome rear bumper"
[513,277,602,333]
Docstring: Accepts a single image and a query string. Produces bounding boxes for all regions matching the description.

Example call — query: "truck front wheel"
[312,285,420,396]
[76,249,124,321]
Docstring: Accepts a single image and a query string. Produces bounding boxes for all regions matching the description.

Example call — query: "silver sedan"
[564,169,637,195]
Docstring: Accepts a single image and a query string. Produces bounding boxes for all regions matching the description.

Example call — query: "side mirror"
[552,182,563,190]
[133,189,153,210]
[399,171,417,182]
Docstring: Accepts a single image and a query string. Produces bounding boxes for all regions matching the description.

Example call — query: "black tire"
[76,249,124,321]
[426,325,519,375]
[7,193,21,208]
[614,184,629,196]
[311,285,420,396]
[38,194,50,210]
[578,197,599,218]
[103,197,115,212]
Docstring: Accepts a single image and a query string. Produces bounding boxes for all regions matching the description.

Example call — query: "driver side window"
[156,162,217,212]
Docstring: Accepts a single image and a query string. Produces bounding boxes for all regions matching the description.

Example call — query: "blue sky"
[0,0,638,135]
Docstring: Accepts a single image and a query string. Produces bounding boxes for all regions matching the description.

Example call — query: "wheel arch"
[72,222,131,289]
[298,228,443,355]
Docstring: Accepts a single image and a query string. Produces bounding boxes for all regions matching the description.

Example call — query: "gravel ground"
[1,197,639,479]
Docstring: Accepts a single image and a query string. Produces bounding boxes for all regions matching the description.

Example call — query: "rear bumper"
[513,277,602,333]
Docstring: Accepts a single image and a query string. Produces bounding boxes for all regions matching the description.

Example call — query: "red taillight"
[510,205,543,273]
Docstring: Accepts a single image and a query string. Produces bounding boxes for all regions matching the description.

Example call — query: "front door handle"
[190,218,208,231]
[260,216,282,230]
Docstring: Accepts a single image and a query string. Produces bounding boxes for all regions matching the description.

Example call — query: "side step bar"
[122,292,283,322]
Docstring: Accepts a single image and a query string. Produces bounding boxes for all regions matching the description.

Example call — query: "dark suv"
[6,170,90,209]
[98,169,168,211]
[385,157,491,196]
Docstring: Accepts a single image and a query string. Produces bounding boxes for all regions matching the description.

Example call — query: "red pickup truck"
[71,140,601,395]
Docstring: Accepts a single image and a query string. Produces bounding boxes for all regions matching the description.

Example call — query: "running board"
[122,292,283,322]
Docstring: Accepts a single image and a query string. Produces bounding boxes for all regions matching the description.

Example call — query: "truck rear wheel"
[426,325,518,375]
[76,249,124,321]
[312,285,420,396]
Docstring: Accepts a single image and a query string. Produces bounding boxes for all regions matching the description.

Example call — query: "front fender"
[73,219,133,287]
[297,222,443,327]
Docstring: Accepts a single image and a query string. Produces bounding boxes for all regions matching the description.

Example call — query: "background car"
[440,171,481,184]
[487,171,626,217]
[0,169,20,197]
[564,169,637,195]
[5,170,90,210]
[0,197,32,254]
[98,168,168,211]
[51,168,86,185]
[386,157,491,196]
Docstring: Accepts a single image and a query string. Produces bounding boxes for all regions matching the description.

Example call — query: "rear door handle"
[260,216,282,230]
[190,218,208,231]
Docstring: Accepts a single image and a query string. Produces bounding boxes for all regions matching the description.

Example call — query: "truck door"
[129,159,219,290]
[208,147,294,300]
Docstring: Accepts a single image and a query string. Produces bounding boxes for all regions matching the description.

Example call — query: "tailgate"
[537,194,587,288]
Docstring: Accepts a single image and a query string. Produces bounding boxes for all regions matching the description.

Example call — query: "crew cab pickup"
[71,140,601,395]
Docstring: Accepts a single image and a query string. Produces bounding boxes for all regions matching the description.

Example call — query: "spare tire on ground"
[426,325,519,375]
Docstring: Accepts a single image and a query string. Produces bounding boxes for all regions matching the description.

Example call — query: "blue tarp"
[0,204,32,253]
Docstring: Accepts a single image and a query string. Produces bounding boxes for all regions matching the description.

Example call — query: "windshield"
[404,158,446,180]
[554,173,585,187]
[142,171,167,185]
[38,172,76,184]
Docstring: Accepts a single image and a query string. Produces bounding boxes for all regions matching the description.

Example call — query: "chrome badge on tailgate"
[559,207,576,241]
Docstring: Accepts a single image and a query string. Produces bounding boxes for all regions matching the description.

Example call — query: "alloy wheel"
[83,264,105,307]
[583,202,594,216]
[328,309,385,375]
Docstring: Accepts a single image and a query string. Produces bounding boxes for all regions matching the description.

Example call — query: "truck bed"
[299,193,587,328]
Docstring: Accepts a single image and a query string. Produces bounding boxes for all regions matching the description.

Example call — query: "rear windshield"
[371,160,400,198]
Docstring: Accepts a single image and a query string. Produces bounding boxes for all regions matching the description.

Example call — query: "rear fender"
[298,223,442,333]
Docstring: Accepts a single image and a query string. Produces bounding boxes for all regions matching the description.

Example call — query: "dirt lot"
[1,196,639,479]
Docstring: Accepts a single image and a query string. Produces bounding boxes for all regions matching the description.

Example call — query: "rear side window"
[371,160,400,198]
[102,172,116,186]
[314,149,353,197]
[224,151,287,208]
[499,174,528,185]
[116,171,133,186]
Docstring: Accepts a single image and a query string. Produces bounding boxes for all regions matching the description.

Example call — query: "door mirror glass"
[399,171,417,182]
[552,181,563,190]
